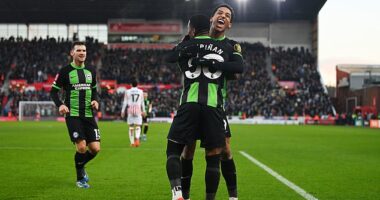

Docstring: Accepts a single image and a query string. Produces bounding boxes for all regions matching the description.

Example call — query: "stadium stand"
[100,49,180,84]
[271,46,334,117]
[0,37,335,118]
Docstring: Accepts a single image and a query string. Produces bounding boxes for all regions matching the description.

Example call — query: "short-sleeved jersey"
[52,62,97,117]
[123,87,145,116]
[174,35,236,108]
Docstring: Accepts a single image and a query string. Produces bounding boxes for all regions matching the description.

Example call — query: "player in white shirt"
[121,80,146,147]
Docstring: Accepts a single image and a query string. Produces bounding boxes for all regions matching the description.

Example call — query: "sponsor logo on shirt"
[72,83,91,90]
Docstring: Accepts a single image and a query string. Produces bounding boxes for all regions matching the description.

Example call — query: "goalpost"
[18,101,59,121]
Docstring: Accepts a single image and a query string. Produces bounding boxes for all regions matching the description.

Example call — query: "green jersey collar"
[194,35,211,39]
[194,35,226,40]
[213,35,226,41]
[70,62,85,69]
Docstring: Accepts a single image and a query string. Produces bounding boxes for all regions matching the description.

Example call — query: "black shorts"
[65,117,100,143]
[193,109,231,139]
[167,103,226,149]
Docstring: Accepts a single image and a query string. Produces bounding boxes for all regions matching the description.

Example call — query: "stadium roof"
[337,64,380,73]
[0,0,327,24]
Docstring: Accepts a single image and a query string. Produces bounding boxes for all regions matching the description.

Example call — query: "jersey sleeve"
[224,40,245,79]
[229,39,243,58]
[51,68,66,90]
[50,68,66,107]
[199,40,244,74]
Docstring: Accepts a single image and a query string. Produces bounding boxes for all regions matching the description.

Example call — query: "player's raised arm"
[165,42,197,64]
[165,32,194,63]
[165,46,181,63]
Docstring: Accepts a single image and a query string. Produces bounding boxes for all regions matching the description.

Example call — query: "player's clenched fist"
[59,104,70,115]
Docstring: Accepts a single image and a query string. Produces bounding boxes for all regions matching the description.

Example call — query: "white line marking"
[239,151,318,200]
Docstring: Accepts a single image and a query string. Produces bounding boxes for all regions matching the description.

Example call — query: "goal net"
[18,101,59,121]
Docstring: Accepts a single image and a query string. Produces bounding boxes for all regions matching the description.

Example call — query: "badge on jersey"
[86,73,92,81]
[234,43,242,54]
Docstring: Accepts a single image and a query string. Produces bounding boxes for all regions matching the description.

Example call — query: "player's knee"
[182,141,196,159]
[182,146,195,160]
[90,146,100,154]
[206,147,223,157]
[182,150,194,160]
[75,140,87,153]
[221,147,232,160]
[76,145,87,153]
[88,142,100,154]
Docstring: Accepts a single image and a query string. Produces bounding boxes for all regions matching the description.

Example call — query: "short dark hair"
[71,41,86,50]
[212,4,234,22]
[189,14,210,36]
[131,79,138,87]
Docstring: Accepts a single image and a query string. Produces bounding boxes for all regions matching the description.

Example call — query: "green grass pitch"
[1,122,380,199]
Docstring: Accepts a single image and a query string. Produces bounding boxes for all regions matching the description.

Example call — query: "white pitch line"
[239,151,318,200]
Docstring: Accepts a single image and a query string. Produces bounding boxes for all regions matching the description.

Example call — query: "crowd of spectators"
[225,43,292,117]
[271,47,334,116]
[0,37,334,118]
[98,87,181,118]
[100,49,180,84]
[271,47,315,81]
[0,36,102,83]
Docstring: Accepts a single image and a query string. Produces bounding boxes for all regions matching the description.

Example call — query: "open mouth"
[217,19,225,25]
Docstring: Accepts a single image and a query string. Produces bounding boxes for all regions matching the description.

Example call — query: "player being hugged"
[165,14,243,200]
[50,41,100,189]
[179,4,244,200]
[121,80,146,147]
